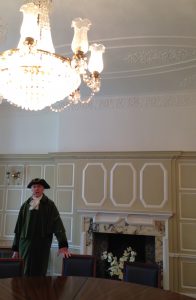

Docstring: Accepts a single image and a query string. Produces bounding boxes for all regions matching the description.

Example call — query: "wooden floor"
[0,276,195,300]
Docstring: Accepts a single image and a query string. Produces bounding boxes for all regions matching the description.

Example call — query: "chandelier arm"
[78,92,95,104]
[68,88,95,105]
[0,2,105,111]
[49,100,72,112]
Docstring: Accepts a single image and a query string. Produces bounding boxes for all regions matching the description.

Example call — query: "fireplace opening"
[93,232,155,278]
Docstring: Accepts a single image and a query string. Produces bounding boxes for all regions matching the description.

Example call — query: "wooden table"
[0,276,194,300]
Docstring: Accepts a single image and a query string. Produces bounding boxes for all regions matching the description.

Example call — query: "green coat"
[12,194,68,276]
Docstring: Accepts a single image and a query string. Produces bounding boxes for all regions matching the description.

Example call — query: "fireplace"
[93,232,156,278]
[79,210,172,290]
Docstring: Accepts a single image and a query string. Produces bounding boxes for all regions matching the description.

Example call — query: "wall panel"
[0,151,195,295]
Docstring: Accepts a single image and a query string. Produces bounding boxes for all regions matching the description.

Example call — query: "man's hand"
[57,247,71,258]
[12,251,19,259]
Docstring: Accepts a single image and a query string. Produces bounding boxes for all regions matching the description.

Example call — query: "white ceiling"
[0,0,196,103]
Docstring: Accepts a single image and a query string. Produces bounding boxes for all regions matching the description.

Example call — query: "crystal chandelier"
[0,0,105,111]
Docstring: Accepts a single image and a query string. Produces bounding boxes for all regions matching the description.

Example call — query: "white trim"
[60,216,73,244]
[0,189,4,211]
[25,164,43,186]
[181,261,196,289]
[140,163,168,208]
[162,220,169,290]
[3,212,18,238]
[179,192,196,221]
[0,213,2,237]
[180,222,196,252]
[5,188,23,211]
[169,252,196,259]
[56,163,75,188]
[56,189,74,215]
[43,164,56,187]
[82,163,107,206]
[179,163,196,190]
[0,164,6,187]
[110,163,136,207]
[77,209,173,220]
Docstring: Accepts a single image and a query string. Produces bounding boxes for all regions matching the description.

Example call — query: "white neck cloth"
[29,195,43,210]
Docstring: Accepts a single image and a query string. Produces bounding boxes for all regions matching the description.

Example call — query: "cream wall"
[0,108,59,154]
[53,100,196,151]
[1,98,196,154]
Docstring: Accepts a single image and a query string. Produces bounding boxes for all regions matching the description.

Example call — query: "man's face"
[31,184,44,198]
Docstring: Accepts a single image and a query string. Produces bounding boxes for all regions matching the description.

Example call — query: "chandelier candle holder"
[0,0,105,111]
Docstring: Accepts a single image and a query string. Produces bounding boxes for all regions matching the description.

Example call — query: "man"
[12,178,70,276]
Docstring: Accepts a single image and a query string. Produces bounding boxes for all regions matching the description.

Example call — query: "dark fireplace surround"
[93,232,156,278]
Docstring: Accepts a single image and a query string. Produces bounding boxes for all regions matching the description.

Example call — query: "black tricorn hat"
[27,178,50,189]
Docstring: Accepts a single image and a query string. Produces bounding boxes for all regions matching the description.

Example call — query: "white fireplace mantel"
[77,209,173,225]
[78,209,173,290]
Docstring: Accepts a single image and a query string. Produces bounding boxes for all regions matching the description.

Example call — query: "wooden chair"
[123,262,161,288]
[0,247,13,258]
[0,258,24,278]
[62,254,96,277]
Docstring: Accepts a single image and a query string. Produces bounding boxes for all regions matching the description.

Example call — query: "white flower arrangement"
[101,246,137,280]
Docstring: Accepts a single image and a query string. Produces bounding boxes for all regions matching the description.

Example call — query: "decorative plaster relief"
[179,74,196,89]
[125,47,196,68]
[66,93,196,111]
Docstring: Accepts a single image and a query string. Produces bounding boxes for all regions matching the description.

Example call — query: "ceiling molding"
[125,47,196,68]
[58,35,196,51]
[179,74,196,89]
[1,93,196,113]
[63,93,196,111]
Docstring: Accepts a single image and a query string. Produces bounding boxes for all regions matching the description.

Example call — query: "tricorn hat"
[27,178,50,189]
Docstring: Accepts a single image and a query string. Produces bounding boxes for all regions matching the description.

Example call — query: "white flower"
[119,262,124,269]
[101,246,137,280]
[129,256,135,262]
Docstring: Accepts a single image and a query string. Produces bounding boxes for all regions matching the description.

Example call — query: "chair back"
[0,248,13,258]
[0,258,24,278]
[62,254,96,277]
[123,262,161,288]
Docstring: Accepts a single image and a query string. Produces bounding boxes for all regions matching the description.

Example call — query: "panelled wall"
[0,152,195,296]
[169,155,196,297]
